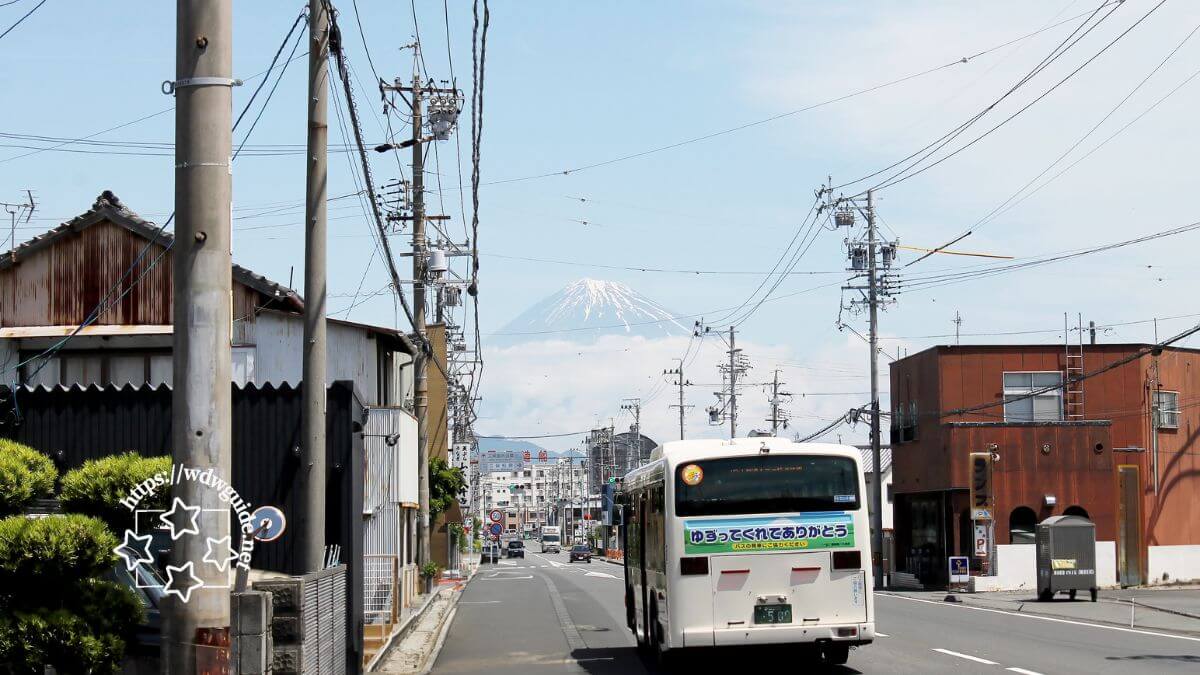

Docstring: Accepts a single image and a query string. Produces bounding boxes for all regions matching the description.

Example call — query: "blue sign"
[489,523,503,536]
[250,505,287,542]
[949,556,969,583]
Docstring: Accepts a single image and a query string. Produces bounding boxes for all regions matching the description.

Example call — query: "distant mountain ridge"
[495,278,689,343]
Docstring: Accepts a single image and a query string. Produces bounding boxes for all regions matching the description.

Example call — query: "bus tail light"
[832,550,861,570]
[680,557,709,575]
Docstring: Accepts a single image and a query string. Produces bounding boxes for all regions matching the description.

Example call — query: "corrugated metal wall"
[362,407,417,556]
[0,380,365,674]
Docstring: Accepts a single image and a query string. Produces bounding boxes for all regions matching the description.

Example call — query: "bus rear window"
[674,455,859,517]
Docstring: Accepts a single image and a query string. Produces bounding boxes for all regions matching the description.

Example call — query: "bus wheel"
[650,602,673,668]
[820,643,849,666]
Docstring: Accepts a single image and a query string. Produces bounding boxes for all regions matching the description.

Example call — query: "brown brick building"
[889,343,1200,586]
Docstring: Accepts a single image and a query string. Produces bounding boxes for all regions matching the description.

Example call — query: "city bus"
[620,438,874,665]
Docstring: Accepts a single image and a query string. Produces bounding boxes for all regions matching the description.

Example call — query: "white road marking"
[932,648,998,665]
[481,575,533,580]
[584,571,619,579]
[1007,668,1045,675]
[879,592,1200,643]
[499,561,516,566]
[876,632,890,637]
[533,554,569,568]
[460,600,502,604]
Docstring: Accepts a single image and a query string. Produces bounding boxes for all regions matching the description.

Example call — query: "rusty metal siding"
[0,219,265,330]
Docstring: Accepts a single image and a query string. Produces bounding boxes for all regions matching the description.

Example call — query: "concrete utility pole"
[169,0,233,670]
[729,326,739,439]
[866,189,884,591]
[620,398,641,472]
[299,0,329,575]
[665,360,691,440]
[409,47,433,569]
[767,369,790,435]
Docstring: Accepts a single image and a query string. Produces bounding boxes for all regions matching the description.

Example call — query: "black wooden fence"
[0,380,365,674]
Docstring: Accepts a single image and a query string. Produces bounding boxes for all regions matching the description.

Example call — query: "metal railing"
[364,554,400,625]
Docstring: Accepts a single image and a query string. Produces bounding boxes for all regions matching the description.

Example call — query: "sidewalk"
[372,559,476,674]
[882,587,1200,635]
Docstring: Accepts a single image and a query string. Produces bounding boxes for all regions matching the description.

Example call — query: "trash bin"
[1036,515,1098,602]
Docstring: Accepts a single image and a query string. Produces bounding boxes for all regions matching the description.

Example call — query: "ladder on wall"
[1065,313,1085,420]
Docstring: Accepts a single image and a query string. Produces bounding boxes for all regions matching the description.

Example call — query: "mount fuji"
[495,278,690,343]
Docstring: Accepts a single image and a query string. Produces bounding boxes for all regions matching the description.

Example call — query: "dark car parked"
[569,544,592,563]
[506,540,525,558]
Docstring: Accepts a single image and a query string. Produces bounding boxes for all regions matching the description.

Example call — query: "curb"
[418,593,464,675]
[369,587,446,671]
[601,557,623,568]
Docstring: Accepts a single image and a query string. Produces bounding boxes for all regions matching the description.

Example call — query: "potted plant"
[420,560,442,593]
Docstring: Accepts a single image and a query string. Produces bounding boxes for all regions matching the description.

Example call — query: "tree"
[429,456,466,520]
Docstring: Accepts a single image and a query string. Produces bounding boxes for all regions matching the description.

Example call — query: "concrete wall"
[254,312,379,404]
[972,541,1119,591]
[864,468,893,531]
[1148,545,1200,584]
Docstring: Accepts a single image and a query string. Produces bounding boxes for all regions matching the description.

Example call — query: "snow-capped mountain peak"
[495,278,689,343]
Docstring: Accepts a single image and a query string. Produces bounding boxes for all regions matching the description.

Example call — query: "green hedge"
[0,514,118,592]
[0,516,141,674]
[0,440,57,517]
[60,452,171,532]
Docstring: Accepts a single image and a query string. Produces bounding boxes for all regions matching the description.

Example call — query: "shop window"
[1009,506,1037,545]
[1003,372,1063,422]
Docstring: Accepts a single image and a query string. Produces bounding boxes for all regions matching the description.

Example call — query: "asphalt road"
[431,551,1200,674]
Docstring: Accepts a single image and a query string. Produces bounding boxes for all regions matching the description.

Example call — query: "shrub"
[0,514,118,594]
[60,452,170,532]
[0,516,141,675]
[420,560,442,579]
[0,440,57,517]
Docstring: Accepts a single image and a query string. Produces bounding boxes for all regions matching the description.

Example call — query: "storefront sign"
[683,513,854,554]
[969,452,993,521]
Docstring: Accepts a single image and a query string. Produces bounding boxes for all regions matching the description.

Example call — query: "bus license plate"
[754,604,792,625]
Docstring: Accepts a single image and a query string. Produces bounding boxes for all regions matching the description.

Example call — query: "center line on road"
[932,648,998,665]
[1007,668,1045,675]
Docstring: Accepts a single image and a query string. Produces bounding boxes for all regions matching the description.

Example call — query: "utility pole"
[169,0,233,670]
[377,45,462,572]
[410,47,433,571]
[620,398,641,471]
[300,0,329,575]
[866,189,884,591]
[831,185,894,590]
[953,311,963,345]
[729,326,738,439]
[766,369,791,435]
[665,360,691,440]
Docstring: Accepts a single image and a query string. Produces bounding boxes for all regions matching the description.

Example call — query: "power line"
[869,0,1165,194]
[425,2,1125,193]
[483,252,845,276]
[0,0,45,42]
[832,0,1123,193]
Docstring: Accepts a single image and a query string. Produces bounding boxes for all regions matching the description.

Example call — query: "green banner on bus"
[683,513,855,554]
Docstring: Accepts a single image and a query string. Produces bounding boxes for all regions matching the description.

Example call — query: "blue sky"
[4,1,1200,444]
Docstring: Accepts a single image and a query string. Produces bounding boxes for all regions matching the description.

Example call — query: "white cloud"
[477,329,918,449]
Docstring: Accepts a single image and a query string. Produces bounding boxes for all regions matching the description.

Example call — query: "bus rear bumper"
[693,621,875,648]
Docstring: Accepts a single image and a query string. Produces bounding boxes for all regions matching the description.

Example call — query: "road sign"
[250,505,287,542]
[949,556,969,584]
[489,523,502,536]
[489,509,502,523]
